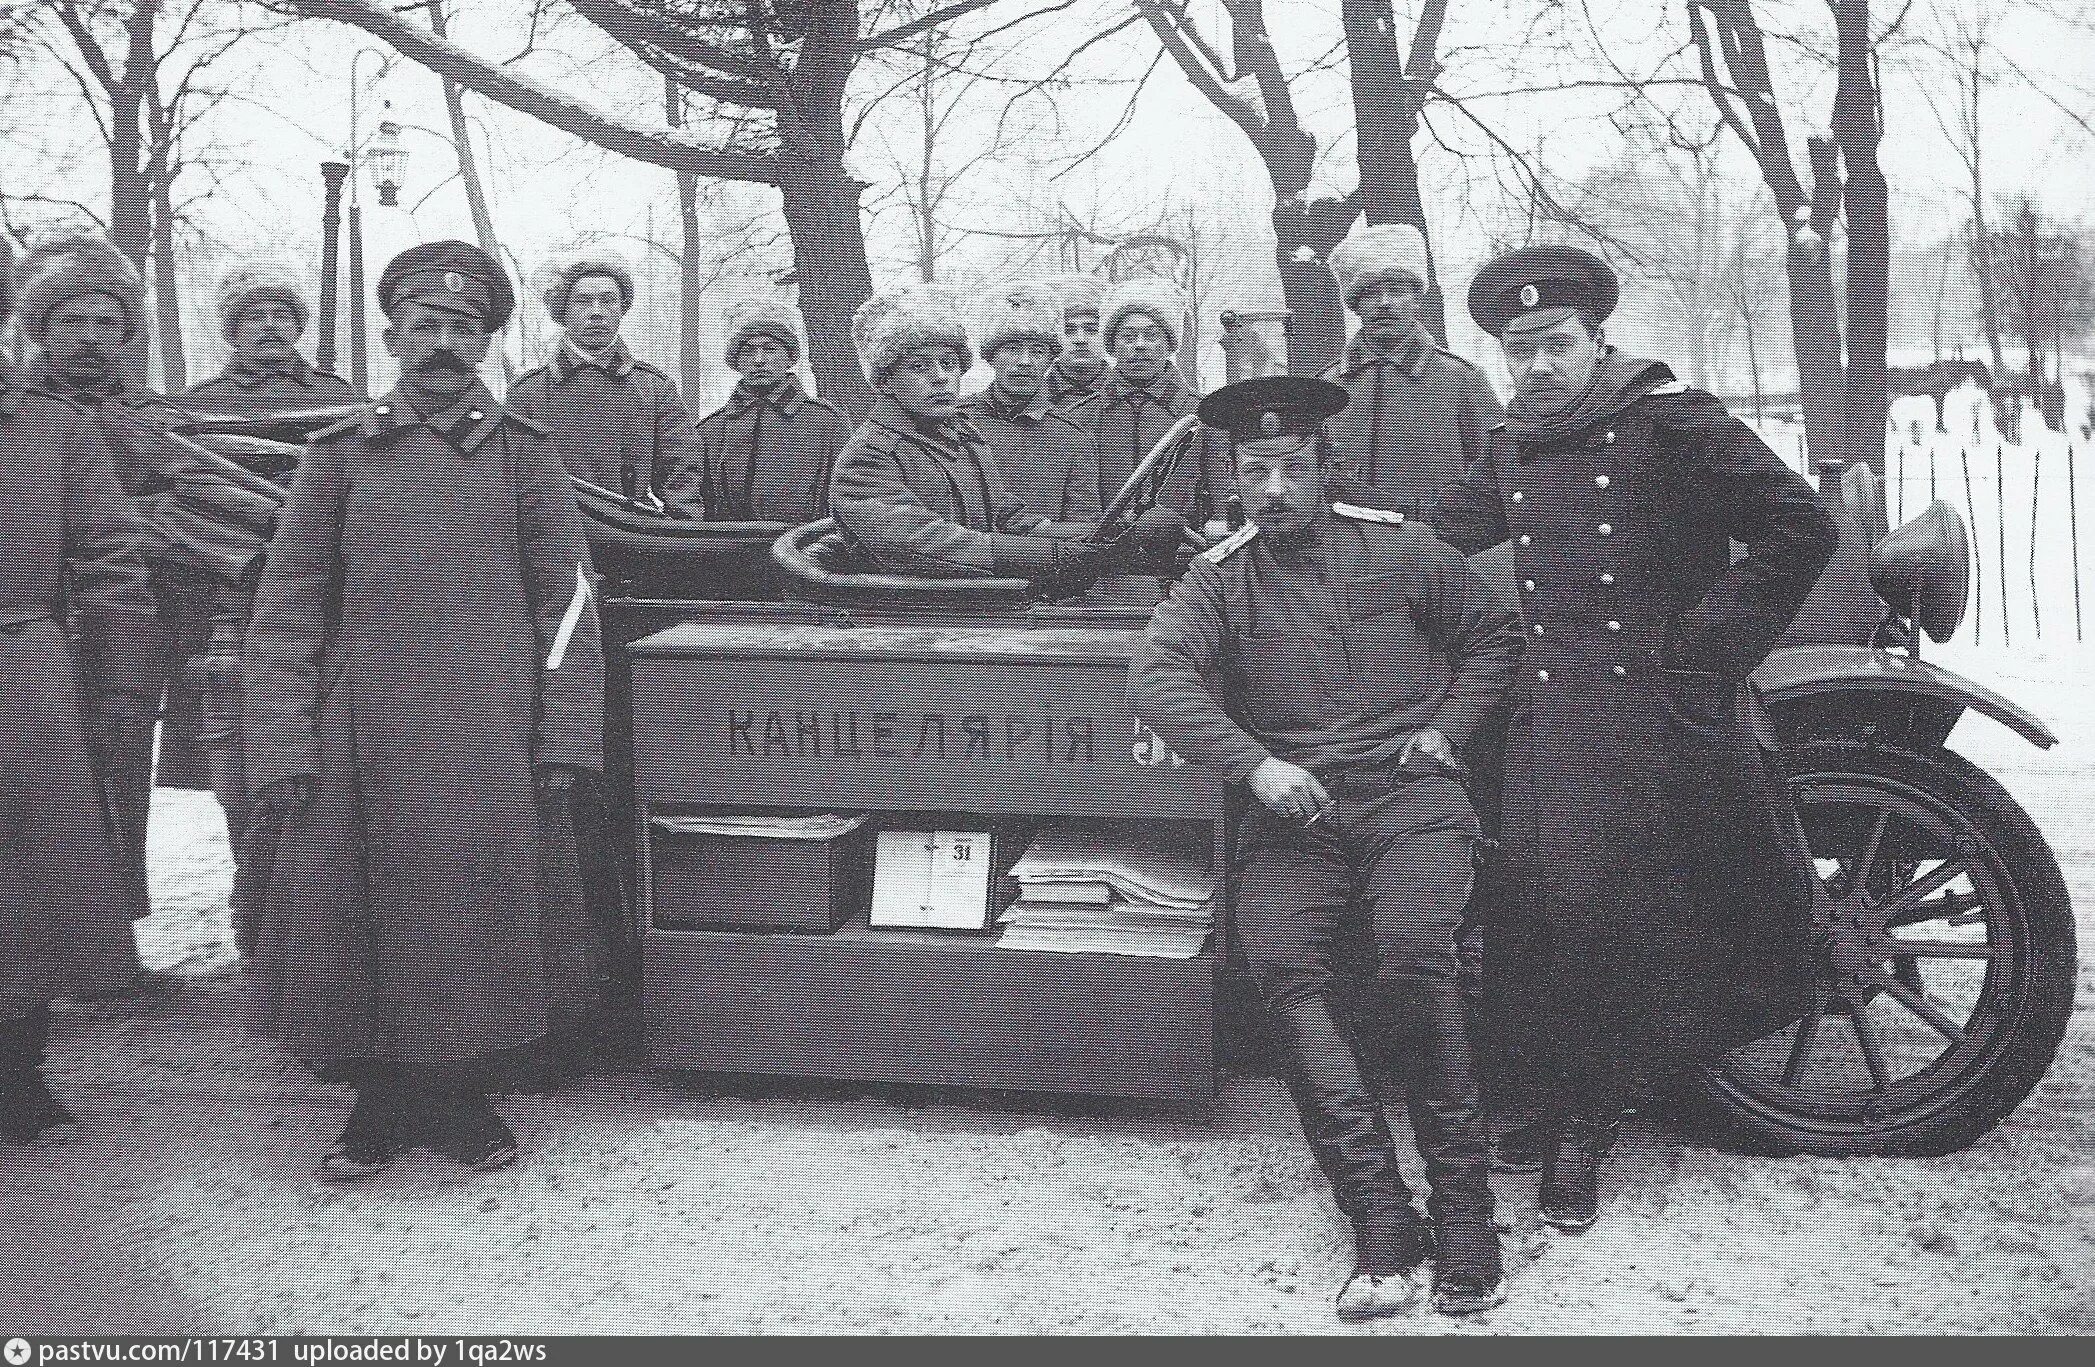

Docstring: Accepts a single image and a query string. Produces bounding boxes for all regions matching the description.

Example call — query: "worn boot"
[1490,1116,1551,1173]
[0,1008,77,1146]
[320,1072,407,1181]
[1268,999,1428,1319]
[1539,1115,1620,1233]
[425,1088,520,1172]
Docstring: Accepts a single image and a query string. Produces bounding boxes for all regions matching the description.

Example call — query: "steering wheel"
[1092,414,1204,544]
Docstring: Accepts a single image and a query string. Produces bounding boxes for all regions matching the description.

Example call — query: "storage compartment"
[650,811,872,933]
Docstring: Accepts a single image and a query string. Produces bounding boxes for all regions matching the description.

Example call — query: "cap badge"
[1259,412,1282,436]
[444,271,466,293]
[1518,283,1540,308]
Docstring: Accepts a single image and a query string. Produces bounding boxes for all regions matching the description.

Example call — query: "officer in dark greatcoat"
[0,359,159,1143]
[1130,378,1524,1320]
[243,241,604,1181]
[1426,246,1836,1232]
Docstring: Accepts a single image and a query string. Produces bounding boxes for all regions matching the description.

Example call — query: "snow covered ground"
[2,646,2089,1336]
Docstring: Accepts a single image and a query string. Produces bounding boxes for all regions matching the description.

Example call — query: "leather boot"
[1539,1115,1620,1233]
[320,1067,406,1182]
[0,1008,77,1146]
[1268,999,1428,1317]
[425,1088,520,1172]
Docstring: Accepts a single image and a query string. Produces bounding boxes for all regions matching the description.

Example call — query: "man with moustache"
[1082,276,1231,530]
[182,260,357,417]
[509,251,705,519]
[1129,377,1523,1318]
[684,297,850,524]
[1319,225,1503,516]
[961,281,1101,521]
[1427,246,1834,1231]
[243,240,604,1180]
[1042,273,1112,414]
[828,285,1179,588]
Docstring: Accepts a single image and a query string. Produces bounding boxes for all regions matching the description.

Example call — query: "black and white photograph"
[0,0,2089,1340]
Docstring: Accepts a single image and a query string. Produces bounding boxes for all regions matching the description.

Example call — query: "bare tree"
[1985,199,2093,431]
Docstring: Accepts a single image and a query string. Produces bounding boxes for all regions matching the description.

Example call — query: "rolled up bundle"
[132,430,289,588]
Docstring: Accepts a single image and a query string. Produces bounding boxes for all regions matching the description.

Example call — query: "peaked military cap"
[1467,244,1617,337]
[378,239,515,330]
[1197,376,1349,447]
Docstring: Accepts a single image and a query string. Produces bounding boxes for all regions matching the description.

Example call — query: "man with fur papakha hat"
[1041,272,1112,414]
[1076,275,1231,532]
[1319,224,1502,516]
[509,249,705,519]
[828,284,1181,590]
[183,259,355,418]
[684,296,849,524]
[961,281,1101,522]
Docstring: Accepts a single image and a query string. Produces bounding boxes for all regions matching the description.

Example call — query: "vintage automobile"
[173,395,2075,1159]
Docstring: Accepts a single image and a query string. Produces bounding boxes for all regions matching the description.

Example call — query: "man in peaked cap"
[1428,244,1834,1232]
[183,259,356,419]
[962,281,1101,522]
[509,250,705,520]
[1320,224,1503,516]
[1130,376,1523,1319]
[683,296,850,525]
[243,239,604,1181]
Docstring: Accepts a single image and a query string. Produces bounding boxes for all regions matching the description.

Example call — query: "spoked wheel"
[1695,740,2075,1156]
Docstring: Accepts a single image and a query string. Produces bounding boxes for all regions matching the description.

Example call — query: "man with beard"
[1041,273,1111,415]
[1082,277,1231,530]
[1129,377,1523,1318]
[14,232,199,955]
[509,251,705,519]
[683,297,850,524]
[182,260,356,417]
[1427,245,1835,1232]
[243,240,604,1180]
[828,285,1180,587]
[961,281,1101,521]
[1319,225,1503,516]
[1,271,161,1145]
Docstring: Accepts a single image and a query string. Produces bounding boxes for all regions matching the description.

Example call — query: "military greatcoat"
[242,384,605,1066]
[1427,356,1837,1086]
[0,380,158,1017]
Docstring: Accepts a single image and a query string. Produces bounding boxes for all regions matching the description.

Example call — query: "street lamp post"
[344,47,408,397]
[316,161,349,376]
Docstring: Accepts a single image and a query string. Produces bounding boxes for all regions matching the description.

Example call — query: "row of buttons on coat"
[1516,455,1623,682]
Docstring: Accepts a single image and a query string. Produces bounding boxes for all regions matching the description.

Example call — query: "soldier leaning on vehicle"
[685,297,851,525]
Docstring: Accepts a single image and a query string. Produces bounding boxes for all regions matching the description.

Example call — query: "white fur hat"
[851,285,973,386]
[1102,276,1186,352]
[538,250,635,318]
[215,258,312,339]
[1049,272,1105,320]
[722,296,804,365]
[12,231,142,341]
[1329,223,1430,309]
[974,280,1063,359]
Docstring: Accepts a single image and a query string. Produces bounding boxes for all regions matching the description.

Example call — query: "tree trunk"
[427,1,509,384]
[1269,195,1350,375]
[665,78,706,403]
[1785,243,1847,467]
[148,177,186,391]
[1832,0,1887,473]
[1344,0,1448,341]
[779,158,874,419]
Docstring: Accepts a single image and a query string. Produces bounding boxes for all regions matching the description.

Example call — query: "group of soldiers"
[0,215,1839,1324]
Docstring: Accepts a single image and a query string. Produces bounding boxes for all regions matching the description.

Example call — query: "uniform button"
[1600,572,1616,586]
[467,409,484,422]
[1604,430,1617,445]
[1511,490,1525,503]
[375,404,392,416]
[1607,620,1622,632]
[1595,474,1611,488]
[1522,579,1536,592]
[1612,665,1628,678]
[1597,523,1613,536]
[1536,669,1550,682]
[1518,534,1532,547]
[1532,623,1545,636]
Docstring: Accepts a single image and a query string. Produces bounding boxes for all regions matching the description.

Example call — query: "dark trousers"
[1234,766,1493,1241]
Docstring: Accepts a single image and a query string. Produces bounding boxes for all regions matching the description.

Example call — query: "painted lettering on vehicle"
[725,708,1097,764]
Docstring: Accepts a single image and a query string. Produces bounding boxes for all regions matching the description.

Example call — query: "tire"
[1691,739,2076,1156]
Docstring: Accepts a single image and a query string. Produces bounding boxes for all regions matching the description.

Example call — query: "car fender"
[1753,644,2058,750]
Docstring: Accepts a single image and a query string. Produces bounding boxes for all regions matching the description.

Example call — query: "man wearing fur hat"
[1320,225,1503,517]
[183,261,355,418]
[683,297,850,524]
[1082,276,1231,530]
[509,251,705,519]
[16,231,201,947]
[830,284,1181,587]
[961,281,1101,522]
[1041,272,1112,414]
[243,240,604,1180]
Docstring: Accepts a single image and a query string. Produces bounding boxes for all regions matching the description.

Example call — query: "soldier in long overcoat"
[1079,277,1232,528]
[243,242,604,1181]
[1427,246,1836,1231]
[682,297,851,524]
[961,282,1102,522]
[181,259,358,418]
[0,367,159,1144]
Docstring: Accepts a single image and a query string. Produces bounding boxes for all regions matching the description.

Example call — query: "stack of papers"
[651,812,868,840]
[999,823,1214,958]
